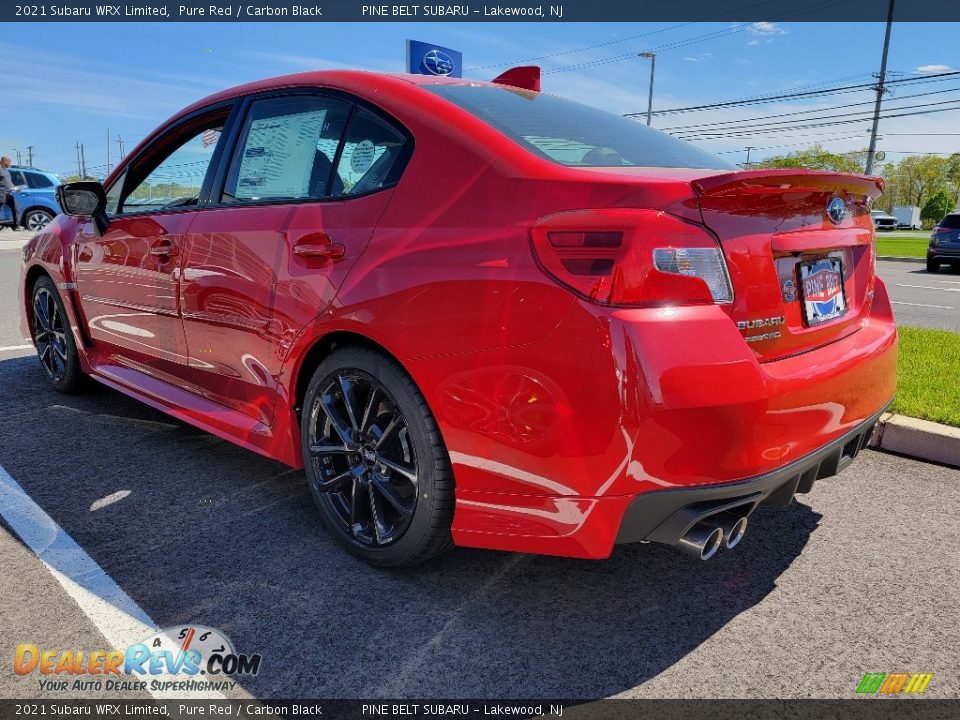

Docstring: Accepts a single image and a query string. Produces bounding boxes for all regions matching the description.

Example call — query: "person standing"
[0,156,21,231]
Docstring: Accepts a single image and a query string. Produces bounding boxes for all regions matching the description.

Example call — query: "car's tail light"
[531,209,733,306]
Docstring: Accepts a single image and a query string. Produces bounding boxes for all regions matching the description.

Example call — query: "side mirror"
[56,181,110,235]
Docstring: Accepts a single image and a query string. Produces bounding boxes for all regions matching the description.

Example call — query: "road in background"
[877,259,960,332]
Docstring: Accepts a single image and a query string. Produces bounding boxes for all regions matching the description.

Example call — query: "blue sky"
[1,21,956,176]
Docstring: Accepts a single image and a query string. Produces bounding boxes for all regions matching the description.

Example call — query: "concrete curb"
[870,413,960,468]
[876,255,924,263]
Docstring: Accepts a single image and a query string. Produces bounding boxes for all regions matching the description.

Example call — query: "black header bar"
[2,0,959,23]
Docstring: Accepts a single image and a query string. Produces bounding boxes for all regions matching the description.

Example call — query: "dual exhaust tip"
[675,512,748,561]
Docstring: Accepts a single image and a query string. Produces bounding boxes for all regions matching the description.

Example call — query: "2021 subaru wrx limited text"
[21,70,897,565]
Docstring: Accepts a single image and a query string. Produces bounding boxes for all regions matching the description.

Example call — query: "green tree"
[888,155,949,207]
[922,190,954,225]
[947,153,960,186]
[753,144,866,173]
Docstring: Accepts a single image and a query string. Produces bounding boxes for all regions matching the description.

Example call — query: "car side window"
[221,95,352,204]
[118,123,224,215]
[334,108,409,196]
[10,171,25,187]
[25,172,53,189]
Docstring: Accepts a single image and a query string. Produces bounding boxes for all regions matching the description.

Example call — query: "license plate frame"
[799,256,847,327]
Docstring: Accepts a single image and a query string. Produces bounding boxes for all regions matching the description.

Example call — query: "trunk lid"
[691,169,883,361]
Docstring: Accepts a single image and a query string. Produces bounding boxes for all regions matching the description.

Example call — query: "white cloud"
[916,64,954,73]
[750,21,788,35]
[684,56,700,62]
[748,40,762,46]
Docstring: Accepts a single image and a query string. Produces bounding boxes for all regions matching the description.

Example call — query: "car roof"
[10,166,57,176]
[174,70,489,119]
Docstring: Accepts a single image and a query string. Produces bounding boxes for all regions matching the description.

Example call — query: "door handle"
[291,232,346,260]
[149,239,179,258]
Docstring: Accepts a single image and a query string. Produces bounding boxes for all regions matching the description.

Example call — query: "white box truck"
[893,206,921,230]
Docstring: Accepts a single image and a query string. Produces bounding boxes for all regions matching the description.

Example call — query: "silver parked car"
[870,209,898,231]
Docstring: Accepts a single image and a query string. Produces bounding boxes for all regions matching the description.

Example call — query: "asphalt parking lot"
[878,258,960,332]
[0,237,958,700]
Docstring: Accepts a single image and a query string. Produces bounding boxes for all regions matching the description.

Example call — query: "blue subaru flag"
[406,40,463,78]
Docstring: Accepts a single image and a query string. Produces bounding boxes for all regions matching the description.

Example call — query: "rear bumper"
[928,248,960,259]
[447,279,897,559]
[615,402,887,546]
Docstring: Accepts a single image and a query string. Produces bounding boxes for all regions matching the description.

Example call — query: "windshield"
[427,85,732,170]
[939,214,960,229]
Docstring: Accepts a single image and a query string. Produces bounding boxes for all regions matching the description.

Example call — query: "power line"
[676,103,960,139]
[673,96,960,138]
[659,84,960,132]
[636,69,960,117]
[713,134,870,153]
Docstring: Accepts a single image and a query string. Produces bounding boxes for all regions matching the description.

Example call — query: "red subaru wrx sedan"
[21,70,896,566]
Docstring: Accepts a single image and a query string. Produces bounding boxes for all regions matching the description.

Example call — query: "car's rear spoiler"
[492,66,541,92]
[692,168,884,199]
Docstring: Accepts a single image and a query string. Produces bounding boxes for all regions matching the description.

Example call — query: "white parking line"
[891,301,955,309]
[896,283,960,292]
[0,343,34,352]
[0,464,242,700]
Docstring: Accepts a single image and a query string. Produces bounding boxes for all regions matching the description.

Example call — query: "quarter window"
[335,108,409,196]
[222,95,352,203]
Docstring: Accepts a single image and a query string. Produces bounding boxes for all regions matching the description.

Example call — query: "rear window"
[940,214,960,229]
[426,85,731,170]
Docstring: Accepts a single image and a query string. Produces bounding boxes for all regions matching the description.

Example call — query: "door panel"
[74,109,230,384]
[74,213,193,376]
[179,193,394,425]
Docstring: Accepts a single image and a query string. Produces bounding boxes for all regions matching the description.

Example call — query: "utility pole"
[25,145,34,166]
[11,148,22,165]
[117,136,126,161]
[76,143,82,178]
[745,146,755,168]
[106,129,111,175]
[639,51,656,126]
[865,0,895,176]
[79,143,87,178]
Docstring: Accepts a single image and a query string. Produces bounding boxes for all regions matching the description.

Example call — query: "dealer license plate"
[799,257,847,326]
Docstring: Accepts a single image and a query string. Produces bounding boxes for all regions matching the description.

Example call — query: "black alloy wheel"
[32,275,88,394]
[31,276,86,393]
[302,347,454,566]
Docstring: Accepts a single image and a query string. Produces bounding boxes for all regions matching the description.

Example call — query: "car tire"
[926,259,941,273]
[23,208,56,232]
[31,275,87,393]
[301,346,455,567]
